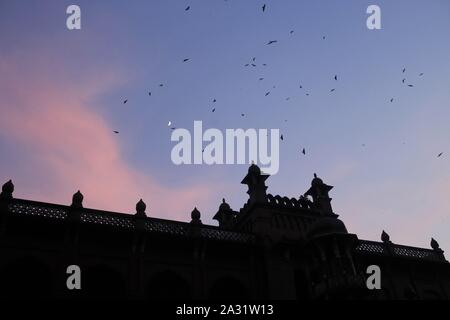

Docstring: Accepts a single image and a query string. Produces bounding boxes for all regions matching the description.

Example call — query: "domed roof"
[306,217,348,239]
[219,198,231,211]
[248,163,261,175]
[311,173,323,187]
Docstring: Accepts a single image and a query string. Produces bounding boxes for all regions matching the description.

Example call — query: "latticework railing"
[356,240,444,262]
[5,198,255,244]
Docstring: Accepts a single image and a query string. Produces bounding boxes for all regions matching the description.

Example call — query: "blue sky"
[1,0,450,252]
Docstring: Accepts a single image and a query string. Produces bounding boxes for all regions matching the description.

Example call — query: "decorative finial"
[136,199,147,217]
[222,198,226,203]
[381,230,391,243]
[431,238,440,251]
[71,190,84,208]
[314,173,317,178]
[0,179,14,200]
[190,207,202,224]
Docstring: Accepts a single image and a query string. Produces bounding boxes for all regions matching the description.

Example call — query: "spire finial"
[0,179,14,200]
[381,230,391,243]
[136,199,147,217]
[431,237,440,250]
[71,190,84,208]
[314,173,317,178]
[191,207,202,224]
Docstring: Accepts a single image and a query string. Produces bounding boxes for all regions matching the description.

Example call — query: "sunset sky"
[1,0,450,252]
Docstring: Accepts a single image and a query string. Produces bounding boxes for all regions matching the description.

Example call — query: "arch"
[146,270,191,300]
[209,276,249,300]
[82,264,126,298]
[0,256,53,298]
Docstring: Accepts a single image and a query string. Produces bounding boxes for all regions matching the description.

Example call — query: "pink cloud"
[0,56,213,222]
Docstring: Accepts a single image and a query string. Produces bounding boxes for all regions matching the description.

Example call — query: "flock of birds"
[113,4,444,159]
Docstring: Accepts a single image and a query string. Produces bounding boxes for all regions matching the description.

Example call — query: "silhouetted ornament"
[311,173,324,187]
[0,180,14,199]
[71,190,84,208]
[431,238,440,251]
[136,199,147,217]
[248,163,261,175]
[381,230,391,243]
[219,198,231,211]
[191,207,202,224]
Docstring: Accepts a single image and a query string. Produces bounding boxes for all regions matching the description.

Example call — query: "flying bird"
[212,108,215,112]
[113,131,119,134]
[402,78,406,83]
[267,40,277,45]
[334,75,338,81]
[251,64,256,67]
[402,68,406,73]
[306,93,310,96]
[390,98,394,103]
[123,99,128,104]
[408,84,414,87]
[241,113,245,117]
[322,36,326,40]
[299,85,303,89]
[419,73,424,76]
[252,57,256,62]
[159,84,164,87]
[286,97,290,101]
[330,88,335,92]
[265,92,270,96]
[244,64,249,67]
[262,4,266,12]
[302,148,306,155]
[183,58,189,62]
[290,30,294,34]
[185,6,190,11]
[213,99,216,103]
[148,92,151,96]
[280,134,284,141]
[438,152,443,158]
[259,78,264,81]
[262,63,267,66]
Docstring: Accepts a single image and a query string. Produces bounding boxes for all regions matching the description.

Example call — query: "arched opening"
[82,264,126,299]
[0,256,53,298]
[146,270,191,300]
[209,276,249,300]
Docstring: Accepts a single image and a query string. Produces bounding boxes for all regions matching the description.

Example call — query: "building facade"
[0,164,449,299]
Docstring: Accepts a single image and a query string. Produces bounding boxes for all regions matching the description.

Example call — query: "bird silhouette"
[290,30,294,34]
[148,92,151,96]
[159,84,164,87]
[262,4,266,12]
[419,73,424,76]
[123,99,128,104]
[259,78,264,81]
[390,98,394,103]
[302,148,306,155]
[113,131,119,134]
[212,108,215,112]
[183,58,189,62]
[213,99,216,103]
[265,92,270,96]
[280,134,284,141]
[438,152,443,158]
[185,6,190,11]
[334,75,338,81]
[330,88,335,92]
[408,84,414,87]
[267,40,277,45]
[402,67,406,73]
[402,78,406,83]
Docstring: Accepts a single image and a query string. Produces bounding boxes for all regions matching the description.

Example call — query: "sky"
[1,0,450,252]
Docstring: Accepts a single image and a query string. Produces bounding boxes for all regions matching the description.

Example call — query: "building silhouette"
[0,164,449,299]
